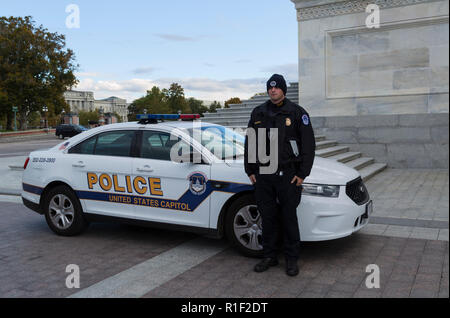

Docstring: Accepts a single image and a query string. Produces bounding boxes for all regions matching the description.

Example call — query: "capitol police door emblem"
[188,172,208,195]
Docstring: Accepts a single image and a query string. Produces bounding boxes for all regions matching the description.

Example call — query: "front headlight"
[302,184,340,197]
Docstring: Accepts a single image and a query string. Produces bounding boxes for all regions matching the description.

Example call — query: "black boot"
[286,258,299,276]
[254,258,279,273]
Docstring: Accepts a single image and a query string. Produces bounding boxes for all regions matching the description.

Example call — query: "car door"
[132,129,211,228]
[67,129,137,219]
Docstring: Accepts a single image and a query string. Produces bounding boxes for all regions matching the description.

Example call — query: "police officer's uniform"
[244,74,315,275]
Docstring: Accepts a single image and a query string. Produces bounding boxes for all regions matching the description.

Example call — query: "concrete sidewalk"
[361,168,449,241]
[0,156,26,196]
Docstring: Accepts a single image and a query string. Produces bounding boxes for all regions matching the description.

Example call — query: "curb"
[0,129,56,137]
[0,189,21,196]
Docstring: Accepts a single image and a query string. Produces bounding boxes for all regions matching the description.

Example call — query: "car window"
[95,131,135,157]
[187,126,245,160]
[68,136,97,154]
[68,130,135,157]
[141,131,188,161]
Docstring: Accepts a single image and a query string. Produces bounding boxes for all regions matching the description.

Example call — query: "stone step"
[316,140,338,150]
[326,151,362,163]
[346,157,375,170]
[315,145,350,158]
[203,110,251,117]
[359,163,388,182]
[315,135,326,142]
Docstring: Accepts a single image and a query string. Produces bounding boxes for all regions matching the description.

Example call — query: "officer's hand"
[291,176,303,187]
[249,175,256,185]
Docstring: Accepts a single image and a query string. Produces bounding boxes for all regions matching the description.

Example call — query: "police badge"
[187,172,208,195]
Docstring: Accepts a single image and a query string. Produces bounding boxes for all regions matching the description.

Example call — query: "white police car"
[22,114,372,257]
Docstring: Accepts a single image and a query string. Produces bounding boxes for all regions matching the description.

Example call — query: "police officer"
[244,74,315,276]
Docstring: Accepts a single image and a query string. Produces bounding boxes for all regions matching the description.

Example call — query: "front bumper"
[298,184,371,241]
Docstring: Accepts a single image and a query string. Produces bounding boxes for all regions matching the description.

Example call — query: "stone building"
[63,90,128,122]
[291,0,449,116]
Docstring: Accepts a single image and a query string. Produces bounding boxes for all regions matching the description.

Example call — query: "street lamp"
[42,106,48,132]
[61,110,66,124]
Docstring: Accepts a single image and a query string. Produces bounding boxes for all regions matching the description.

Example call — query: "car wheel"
[43,185,88,236]
[225,194,264,258]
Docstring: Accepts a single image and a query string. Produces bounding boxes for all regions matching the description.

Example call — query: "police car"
[22,114,372,257]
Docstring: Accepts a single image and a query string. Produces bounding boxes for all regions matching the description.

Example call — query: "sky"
[1,0,299,103]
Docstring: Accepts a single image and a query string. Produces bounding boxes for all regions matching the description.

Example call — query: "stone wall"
[311,113,449,168]
[291,0,449,116]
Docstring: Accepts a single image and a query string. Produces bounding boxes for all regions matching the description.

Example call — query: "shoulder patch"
[302,114,309,126]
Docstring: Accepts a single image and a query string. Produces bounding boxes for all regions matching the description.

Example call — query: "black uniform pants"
[254,168,302,260]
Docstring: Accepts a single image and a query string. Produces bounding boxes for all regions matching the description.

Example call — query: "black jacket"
[244,98,316,179]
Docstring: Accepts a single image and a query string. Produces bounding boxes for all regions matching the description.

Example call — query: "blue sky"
[2,0,299,103]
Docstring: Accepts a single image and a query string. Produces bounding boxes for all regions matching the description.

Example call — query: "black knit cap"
[266,74,287,95]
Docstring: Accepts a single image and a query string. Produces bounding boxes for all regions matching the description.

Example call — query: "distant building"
[63,90,128,122]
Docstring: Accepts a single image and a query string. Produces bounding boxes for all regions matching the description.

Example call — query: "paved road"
[0,200,447,298]
[0,135,61,158]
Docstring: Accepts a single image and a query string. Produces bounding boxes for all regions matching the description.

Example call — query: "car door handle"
[137,165,154,173]
[72,161,85,168]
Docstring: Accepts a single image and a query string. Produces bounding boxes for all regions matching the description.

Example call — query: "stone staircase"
[202,82,387,182]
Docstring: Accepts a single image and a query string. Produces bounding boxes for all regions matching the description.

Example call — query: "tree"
[224,97,241,109]
[162,83,191,114]
[78,110,99,126]
[186,98,209,116]
[127,86,170,121]
[209,101,222,113]
[0,16,78,130]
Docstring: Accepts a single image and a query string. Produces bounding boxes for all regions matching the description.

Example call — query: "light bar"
[136,114,200,120]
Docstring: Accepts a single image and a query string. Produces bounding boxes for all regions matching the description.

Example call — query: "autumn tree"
[0,16,78,130]
[224,97,241,109]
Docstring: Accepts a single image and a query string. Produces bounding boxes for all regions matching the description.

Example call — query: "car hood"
[217,156,360,186]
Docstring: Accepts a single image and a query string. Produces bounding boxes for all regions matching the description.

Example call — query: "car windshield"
[187,126,245,160]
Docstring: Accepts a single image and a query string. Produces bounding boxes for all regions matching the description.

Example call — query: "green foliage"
[224,97,241,109]
[162,83,190,114]
[209,101,222,113]
[127,86,171,121]
[0,16,78,130]
[78,110,99,126]
[186,98,209,116]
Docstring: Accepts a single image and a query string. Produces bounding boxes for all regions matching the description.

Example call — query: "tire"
[225,194,264,258]
[43,185,88,236]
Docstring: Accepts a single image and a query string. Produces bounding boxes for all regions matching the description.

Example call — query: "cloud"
[132,67,158,75]
[260,63,298,82]
[74,77,268,103]
[154,33,197,42]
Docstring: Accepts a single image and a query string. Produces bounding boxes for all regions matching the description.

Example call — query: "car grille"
[346,177,369,205]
